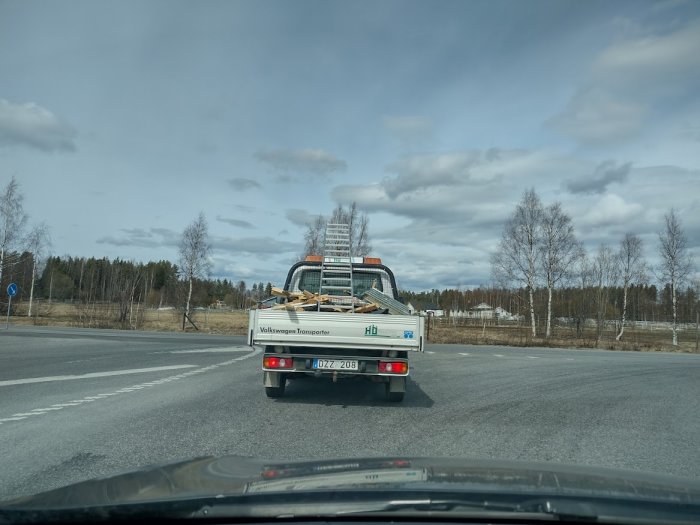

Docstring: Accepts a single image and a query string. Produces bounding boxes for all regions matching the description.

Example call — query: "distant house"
[420,303,445,317]
[449,303,520,321]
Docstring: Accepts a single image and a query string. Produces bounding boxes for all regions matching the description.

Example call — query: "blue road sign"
[7,283,17,297]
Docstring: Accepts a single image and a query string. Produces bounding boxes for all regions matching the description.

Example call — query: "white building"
[449,303,520,321]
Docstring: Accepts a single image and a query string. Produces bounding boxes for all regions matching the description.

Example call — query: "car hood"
[4,456,700,509]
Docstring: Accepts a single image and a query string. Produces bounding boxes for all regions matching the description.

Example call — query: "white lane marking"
[0,365,198,387]
[459,352,470,356]
[0,416,28,422]
[493,354,504,358]
[425,351,435,354]
[0,347,261,426]
[527,356,540,359]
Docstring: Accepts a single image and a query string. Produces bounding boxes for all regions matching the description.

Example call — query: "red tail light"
[263,356,294,369]
[378,361,408,374]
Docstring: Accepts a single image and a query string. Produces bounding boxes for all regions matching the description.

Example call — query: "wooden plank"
[354,303,379,313]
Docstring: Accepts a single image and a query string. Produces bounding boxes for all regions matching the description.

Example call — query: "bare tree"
[0,177,28,286]
[302,202,372,257]
[491,189,543,336]
[329,202,372,256]
[540,202,582,337]
[593,244,619,346]
[178,212,212,317]
[25,222,52,317]
[615,233,647,341]
[657,209,693,346]
[572,251,595,339]
[302,214,326,258]
[111,261,142,328]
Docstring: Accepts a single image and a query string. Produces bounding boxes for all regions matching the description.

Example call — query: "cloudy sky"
[2,0,699,290]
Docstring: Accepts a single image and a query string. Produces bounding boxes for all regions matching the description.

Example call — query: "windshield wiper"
[190,492,599,522]
[335,496,598,521]
[336,494,700,524]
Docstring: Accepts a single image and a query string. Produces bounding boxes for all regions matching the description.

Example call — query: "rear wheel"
[265,382,285,398]
[386,390,404,402]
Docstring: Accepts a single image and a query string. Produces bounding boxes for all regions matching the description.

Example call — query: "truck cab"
[284,256,400,301]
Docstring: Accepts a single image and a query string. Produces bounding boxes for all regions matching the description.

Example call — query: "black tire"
[265,384,285,398]
[386,390,404,402]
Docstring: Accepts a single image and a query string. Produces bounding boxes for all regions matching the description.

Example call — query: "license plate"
[312,359,359,371]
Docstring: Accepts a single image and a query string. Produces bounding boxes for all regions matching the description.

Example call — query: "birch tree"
[657,209,693,346]
[573,251,595,338]
[25,222,51,317]
[593,244,618,346]
[491,189,543,336]
[615,233,646,341]
[0,177,28,286]
[540,202,582,337]
[178,212,212,317]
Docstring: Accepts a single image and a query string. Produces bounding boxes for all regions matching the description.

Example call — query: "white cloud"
[565,160,631,194]
[578,193,645,228]
[255,148,347,179]
[549,17,700,145]
[593,18,700,81]
[0,98,76,152]
[333,149,586,223]
[382,151,479,199]
[548,89,648,145]
[96,227,179,248]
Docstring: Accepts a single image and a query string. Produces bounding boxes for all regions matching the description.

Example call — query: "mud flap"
[264,371,283,387]
[388,376,406,393]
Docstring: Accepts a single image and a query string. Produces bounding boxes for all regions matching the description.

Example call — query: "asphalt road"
[1,325,699,501]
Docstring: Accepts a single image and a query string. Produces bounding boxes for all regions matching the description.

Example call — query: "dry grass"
[8,301,250,335]
[7,300,698,353]
[427,318,700,353]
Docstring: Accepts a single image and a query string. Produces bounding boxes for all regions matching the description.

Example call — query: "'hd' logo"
[364,325,378,336]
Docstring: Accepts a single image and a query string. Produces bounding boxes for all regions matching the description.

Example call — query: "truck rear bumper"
[261,353,409,377]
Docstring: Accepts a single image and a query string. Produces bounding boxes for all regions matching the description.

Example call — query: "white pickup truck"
[248,257,425,401]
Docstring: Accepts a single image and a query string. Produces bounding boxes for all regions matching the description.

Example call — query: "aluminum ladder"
[318,223,354,312]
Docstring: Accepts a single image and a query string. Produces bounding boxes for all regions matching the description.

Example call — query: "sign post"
[6,283,17,329]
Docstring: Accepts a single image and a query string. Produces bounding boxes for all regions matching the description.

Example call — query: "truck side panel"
[249,310,424,352]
